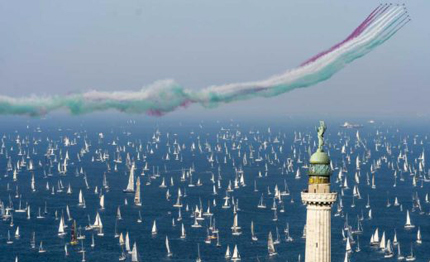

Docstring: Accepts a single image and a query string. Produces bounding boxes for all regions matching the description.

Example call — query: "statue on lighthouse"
[316,121,326,152]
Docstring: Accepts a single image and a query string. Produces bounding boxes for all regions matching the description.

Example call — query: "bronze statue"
[317,121,326,152]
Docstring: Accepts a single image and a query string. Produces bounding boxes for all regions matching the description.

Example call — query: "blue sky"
[0,0,428,118]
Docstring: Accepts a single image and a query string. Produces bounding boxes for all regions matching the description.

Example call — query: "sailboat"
[295,168,301,179]
[99,195,105,210]
[160,177,167,188]
[15,226,20,239]
[166,236,173,257]
[92,212,103,229]
[196,243,202,262]
[285,222,293,242]
[31,232,36,248]
[355,236,361,252]
[216,232,221,247]
[38,241,46,253]
[405,243,416,261]
[137,211,142,223]
[119,246,127,261]
[404,210,415,229]
[397,243,405,260]
[70,220,78,245]
[416,227,422,244]
[134,177,142,206]
[251,221,258,241]
[58,216,66,236]
[225,245,231,259]
[192,216,202,228]
[268,231,277,256]
[370,228,379,246]
[37,207,44,219]
[231,214,242,235]
[78,190,86,208]
[346,237,352,253]
[131,242,139,262]
[66,205,72,221]
[231,245,241,261]
[91,234,95,248]
[97,222,104,237]
[379,231,386,250]
[27,205,31,219]
[343,252,350,262]
[394,197,400,206]
[180,223,186,239]
[371,175,376,189]
[152,220,157,236]
[124,164,136,193]
[125,232,131,253]
[7,230,13,244]
[365,195,371,208]
[384,239,394,258]
[117,206,122,220]
[302,224,306,239]
[393,229,398,245]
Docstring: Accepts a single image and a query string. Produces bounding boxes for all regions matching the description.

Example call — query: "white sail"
[92,212,102,228]
[58,217,66,236]
[131,242,139,262]
[124,164,135,193]
[134,177,142,206]
[99,195,105,210]
[346,237,352,252]
[417,227,422,244]
[393,230,398,245]
[384,239,393,258]
[268,231,277,256]
[117,206,122,220]
[251,221,258,241]
[125,232,130,252]
[373,228,379,244]
[379,231,386,250]
[344,252,349,262]
[181,223,186,239]
[405,210,415,228]
[15,226,20,238]
[66,205,72,221]
[152,220,157,235]
[166,236,173,257]
[225,245,231,258]
[91,234,95,248]
[397,243,404,260]
[232,245,241,261]
[78,190,84,206]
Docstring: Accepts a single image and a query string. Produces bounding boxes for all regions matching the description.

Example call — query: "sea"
[0,116,429,261]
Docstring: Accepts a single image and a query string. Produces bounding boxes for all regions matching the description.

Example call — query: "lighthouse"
[301,121,337,262]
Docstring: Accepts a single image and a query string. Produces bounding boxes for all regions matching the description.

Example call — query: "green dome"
[308,151,331,177]
[309,151,330,165]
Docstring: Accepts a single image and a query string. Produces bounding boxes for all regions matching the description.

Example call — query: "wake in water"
[0,4,409,116]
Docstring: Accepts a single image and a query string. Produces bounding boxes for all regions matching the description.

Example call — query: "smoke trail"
[0,4,409,117]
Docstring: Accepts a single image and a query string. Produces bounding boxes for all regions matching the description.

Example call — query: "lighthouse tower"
[301,121,337,262]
